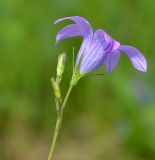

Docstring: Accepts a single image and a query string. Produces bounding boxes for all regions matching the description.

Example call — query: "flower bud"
[56,53,66,81]
[51,77,61,99]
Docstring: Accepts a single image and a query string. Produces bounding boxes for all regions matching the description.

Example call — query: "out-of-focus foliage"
[0,0,155,159]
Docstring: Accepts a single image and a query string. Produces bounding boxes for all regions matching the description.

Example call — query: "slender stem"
[48,86,73,160]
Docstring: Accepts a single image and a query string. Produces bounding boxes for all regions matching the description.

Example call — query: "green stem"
[48,86,73,160]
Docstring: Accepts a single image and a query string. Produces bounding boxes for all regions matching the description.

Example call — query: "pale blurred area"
[0,0,155,159]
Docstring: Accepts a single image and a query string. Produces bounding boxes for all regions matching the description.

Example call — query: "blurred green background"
[0,0,155,159]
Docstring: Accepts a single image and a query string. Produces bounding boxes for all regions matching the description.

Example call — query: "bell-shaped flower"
[54,16,147,74]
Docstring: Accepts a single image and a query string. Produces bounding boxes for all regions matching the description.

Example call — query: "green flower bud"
[51,77,61,99]
[56,53,66,82]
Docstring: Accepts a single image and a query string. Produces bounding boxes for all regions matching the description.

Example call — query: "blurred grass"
[0,0,155,159]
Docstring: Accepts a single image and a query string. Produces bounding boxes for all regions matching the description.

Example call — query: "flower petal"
[93,29,111,48]
[55,24,83,43]
[119,45,147,72]
[80,40,105,73]
[53,16,93,43]
[54,16,93,64]
[93,29,120,53]
[80,30,109,74]
[103,50,120,73]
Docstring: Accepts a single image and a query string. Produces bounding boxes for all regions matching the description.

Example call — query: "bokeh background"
[0,0,155,159]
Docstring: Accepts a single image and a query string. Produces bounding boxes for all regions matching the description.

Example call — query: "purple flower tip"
[54,16,147,74]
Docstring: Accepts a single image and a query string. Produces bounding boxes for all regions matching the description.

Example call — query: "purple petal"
[119,45,147,72]
[80,30,109,74]
[93,29,111,48]
[75,38,90,65]
[54,16,93,64]
[103,50,120,73]
[93,29,120,53]
[55,24,83,43]
[53,16,93,42]
[80,40,105,73]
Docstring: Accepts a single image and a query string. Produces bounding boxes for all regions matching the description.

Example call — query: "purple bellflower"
[54,16,147,75]
[49,17,147,158]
